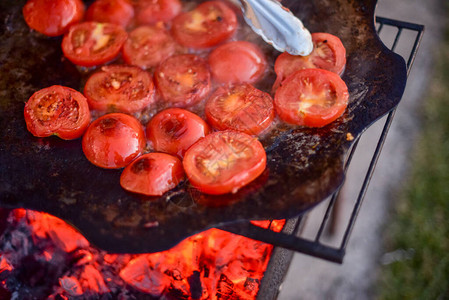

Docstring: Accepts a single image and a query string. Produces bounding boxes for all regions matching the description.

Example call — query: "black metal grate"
[224,15,425,272]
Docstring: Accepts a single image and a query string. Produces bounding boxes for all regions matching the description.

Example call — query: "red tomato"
[82,113,146,169]
[122,25,177,69]
[84,65,155,113]
[205,84,274,135]
[24,85,91,140]
[86,0,134,28]
[209,41,267,84]
[120,153,184,196]
[273,33,346,91]
[183,130,266,195]
[274,68,349,127]
[134,0,182,25]
[146,108,210,157]
[154,54,211,107]
[62,22,128,67]
[23,0,85,37]
[171,1,237,49]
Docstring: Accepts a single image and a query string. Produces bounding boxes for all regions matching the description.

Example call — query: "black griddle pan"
[0,0,407,253]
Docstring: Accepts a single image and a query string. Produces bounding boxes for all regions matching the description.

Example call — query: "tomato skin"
[209,41,267,84]
[23,0,85,37]
[24,85,91,140]
[82,113,146,169]
[135,0,182,25]
[146,108,210,157]
[62,22,128,67]
[154,54,211,107]
[84,65,155,113]
[171,1,237,49]
[120,152,184,196]
[122,25,177,70]
[205,84,274,135]
[273,33,346,91]
[183,130,266,195]
[274,68,349,127]
[86,0,135,28]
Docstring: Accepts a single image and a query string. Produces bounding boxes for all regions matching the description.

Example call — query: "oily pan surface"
[0,0,406,253]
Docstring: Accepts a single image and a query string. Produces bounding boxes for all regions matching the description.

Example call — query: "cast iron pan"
[0,0,406,253]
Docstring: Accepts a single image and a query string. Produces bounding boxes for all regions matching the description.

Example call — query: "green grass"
[378,8,449,300]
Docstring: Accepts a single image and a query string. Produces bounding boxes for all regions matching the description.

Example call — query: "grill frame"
[228,16,425,299]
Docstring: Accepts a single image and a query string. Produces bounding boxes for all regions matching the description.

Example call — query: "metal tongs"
[235,0,313,56]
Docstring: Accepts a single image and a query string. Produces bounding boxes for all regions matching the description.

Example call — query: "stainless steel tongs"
[233,0,313,56]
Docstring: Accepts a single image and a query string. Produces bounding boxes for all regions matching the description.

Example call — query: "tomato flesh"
[274,68,349,127]
[171,0,237,49]
[86,0,135,28]
[24,85,91,140]
[146,108,210,157]
[122,25,177,69]
[154,54,211,107]
[183,130,266,195]
[84,65,155,113]
[23,0,85,37]
[205,84,274,135]
[209,41,267,84]
[120,153,184,196]
[135,0,182,25]
[273,32,346,91]
[62,22,128,67]
[82,113,145,169]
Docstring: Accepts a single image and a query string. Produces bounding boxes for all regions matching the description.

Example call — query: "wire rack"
[225,15,425,274]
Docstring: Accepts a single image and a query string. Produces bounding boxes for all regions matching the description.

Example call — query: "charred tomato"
[274,68,349,127]
[273,32,346,91]
[171,0,237,49]
[120,153,184,196]
[146,108,209,157]
[154,54,211,107]
[85,0,135,28]
[183,130,266,195]
[84,65,155,113]
[82,113,146,169]
[134,0,182,25]
[209,41,267,84]
[23,0,85,37]
[62,22,128,67]
[24,85,91,140]
[205,84,274,135]
[122,25,177,70]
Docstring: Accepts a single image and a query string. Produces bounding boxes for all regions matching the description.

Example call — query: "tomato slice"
[171,1,237,49]
[23,0,85,37]
[82,113,146,169]
[183,130,266,195]
[274,68,349,127]
[24,85,91,140]
[273,33,346,91]
[146,108,210,157]
[86,0,135,28]
[154,54,211,107]
[134,0,182,25]
[209,41,267,84]
[62,22,128,67]
[205,84,274,135]
[120,152,184,196]
[122,25,177,70]
[84,65,155,113]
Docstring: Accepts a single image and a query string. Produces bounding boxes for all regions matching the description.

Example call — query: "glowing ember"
[0,209,284,299]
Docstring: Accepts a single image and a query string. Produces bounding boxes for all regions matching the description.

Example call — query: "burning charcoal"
[120,255,169,296]
[79,265,110,295]
[216,274,235,299]
[59,276,83,296]
[187,270,202,299]
[70,249,94,266]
